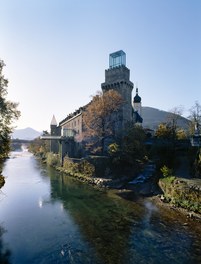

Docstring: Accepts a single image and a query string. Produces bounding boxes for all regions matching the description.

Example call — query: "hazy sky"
[1,0,201,131]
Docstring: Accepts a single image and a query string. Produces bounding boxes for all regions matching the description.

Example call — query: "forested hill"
[142,106,190,130]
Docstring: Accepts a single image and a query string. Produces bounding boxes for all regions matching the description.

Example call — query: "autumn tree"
[82,89,123,154]
[155,123,172,140]
[155,123,187,140]
[155,106,187,140]
[166,106,185,141]
[0,60,20,159]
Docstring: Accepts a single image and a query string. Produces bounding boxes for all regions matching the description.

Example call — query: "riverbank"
[149,195,201,222]
[37,153,201,222]
[2,150,201,264]
[58,167,201,222]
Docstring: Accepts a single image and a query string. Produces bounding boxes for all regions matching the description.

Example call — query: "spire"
[51,115,57,126]
[133,87,141,103]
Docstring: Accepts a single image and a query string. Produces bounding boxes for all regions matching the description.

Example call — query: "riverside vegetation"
[29,125,201,216]
[159,165,201,214]
[0,59,20,188]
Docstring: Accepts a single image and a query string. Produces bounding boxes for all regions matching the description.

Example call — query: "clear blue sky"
[1,0,201,131]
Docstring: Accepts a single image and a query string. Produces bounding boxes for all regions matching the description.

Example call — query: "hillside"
[142,106,190,130]
[12,127,42,140]
[11,107,190,139]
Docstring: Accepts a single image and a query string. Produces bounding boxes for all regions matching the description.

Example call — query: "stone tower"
[101,50,133,136]
[50,115,60,153]
[50,115,58,136]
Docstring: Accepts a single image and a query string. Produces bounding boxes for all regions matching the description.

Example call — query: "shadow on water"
[0,225,11,264]
[47,166,143,264]
[47,166,201,264]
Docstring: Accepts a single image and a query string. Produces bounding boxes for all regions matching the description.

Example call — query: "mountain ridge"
[142,106,190,130]
[12,107,190,139]
[12,127,42,140]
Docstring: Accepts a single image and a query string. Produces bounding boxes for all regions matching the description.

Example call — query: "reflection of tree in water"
[0,162,10,262]
[0,162,5,189]
[0,226,11,264]
[48,169,142,264]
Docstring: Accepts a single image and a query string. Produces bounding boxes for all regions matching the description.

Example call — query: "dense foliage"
[28,137,50,160]
[0,60,20,159]
[83,90,123,154]
[108,125,147,175]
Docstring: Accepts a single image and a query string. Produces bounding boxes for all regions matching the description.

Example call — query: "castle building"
[101,50,134,136]
[47,50,143,156]
[59,107,84,142]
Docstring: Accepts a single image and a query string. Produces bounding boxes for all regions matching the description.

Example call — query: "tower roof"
[109,50,126,69]
[133,88,141,103]
[51,115,57,126]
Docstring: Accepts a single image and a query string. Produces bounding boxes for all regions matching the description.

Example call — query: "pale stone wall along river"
[0,149,201,263]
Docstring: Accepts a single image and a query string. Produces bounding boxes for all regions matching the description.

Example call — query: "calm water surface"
[0,150,201,264]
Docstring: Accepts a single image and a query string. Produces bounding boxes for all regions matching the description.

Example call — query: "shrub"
[160,165,173,177]
[62,157,95,177]
[46,152,61,167]
[108,143,120,156]
[79,160,95,177]
[63,157,79,174]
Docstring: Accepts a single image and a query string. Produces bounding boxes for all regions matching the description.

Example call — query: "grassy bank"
[159,177,201,214]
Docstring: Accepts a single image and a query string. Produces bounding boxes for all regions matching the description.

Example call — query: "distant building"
[59,107,84,142]
[46,50,143,157]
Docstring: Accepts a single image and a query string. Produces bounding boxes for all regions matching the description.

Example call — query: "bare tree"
[188,101,201,135]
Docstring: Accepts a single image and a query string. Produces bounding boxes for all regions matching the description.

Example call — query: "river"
[0,150,201,264]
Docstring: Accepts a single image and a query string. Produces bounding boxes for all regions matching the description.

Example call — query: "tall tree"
[82,90,123,154]
[166,106,184,141]
[155,106,185,141]
[0,60,20,159]
[188,101,201,135]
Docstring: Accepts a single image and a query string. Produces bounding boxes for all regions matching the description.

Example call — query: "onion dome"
[133,88,141,103]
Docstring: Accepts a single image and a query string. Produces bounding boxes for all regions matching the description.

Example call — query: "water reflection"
[47,167,201,264]
[0,152,201,263]
[47,167,140,263]
[0,225,11,264]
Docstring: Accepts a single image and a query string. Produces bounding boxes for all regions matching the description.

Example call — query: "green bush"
[160,165,173,177]
[79,160,95,177]
[63,157,79,174]
[46,152,61,167]
[108,143,120,156]
[62,157,95,178]
[159,177,201,213]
